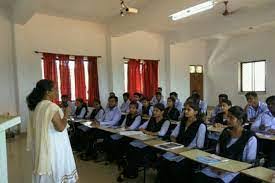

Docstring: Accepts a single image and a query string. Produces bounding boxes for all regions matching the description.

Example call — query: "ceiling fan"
[222,0,237,16]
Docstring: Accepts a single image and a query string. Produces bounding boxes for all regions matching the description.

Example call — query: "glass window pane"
[41,60,44,79]
[196,66,203,73]
[56,60,61,101]
[69,61,76,101]
[242,63,253,91]
[254,61,265,91]
[124,63,128,92]
[189,65,196,73]
[84,62,89,100]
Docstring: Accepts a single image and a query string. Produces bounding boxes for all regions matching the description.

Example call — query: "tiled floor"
[7,134,156,183]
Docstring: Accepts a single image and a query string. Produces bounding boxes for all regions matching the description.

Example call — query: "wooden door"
[190,73,204,99]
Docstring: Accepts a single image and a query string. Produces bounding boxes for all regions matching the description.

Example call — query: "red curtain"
[142,60,158,99]
[74,56,86,101]
[128,59,142,98]
[43,53,59,102]
[59,54,71,100]
[87,57,100,106]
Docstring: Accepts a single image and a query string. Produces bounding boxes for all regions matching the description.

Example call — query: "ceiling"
[5,0,275,40]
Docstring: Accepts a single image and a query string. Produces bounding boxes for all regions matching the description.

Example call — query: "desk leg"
[0,131,8,183]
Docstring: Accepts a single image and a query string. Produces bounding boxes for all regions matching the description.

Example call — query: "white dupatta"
[27,100,62,176]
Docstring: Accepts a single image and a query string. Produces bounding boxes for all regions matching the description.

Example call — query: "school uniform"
[211,105,223,119]
[120,100,131,113]
[175,99,183,113]
[105,114,141,162]
[196,128,257,183]
[251,110,275,167]
[159,120,207,183]
[151,95,164,105]
[74,105,88,119]
[123,118,170,178]
[142,105,153,117]
[164,107,180,121]
[214,112,228,126]
[199,100,208,114]
[99,106,122,127]
[246,101,268,122]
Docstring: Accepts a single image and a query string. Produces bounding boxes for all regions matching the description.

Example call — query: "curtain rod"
[123,57,160,62]
[34,51,102,58]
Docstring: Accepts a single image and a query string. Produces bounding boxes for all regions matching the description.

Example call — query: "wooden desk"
[207,125,226,133]
[256,132,275,141]
[0,116,21,183]
[97,126,126,134]
[241,167,275,183]
[180,149,252,173]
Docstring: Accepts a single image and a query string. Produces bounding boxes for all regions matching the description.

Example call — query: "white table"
[0,116,21,183]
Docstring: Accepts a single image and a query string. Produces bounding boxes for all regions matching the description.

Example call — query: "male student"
[151,87,164,105]
[120,92,131,113]
[251,96,275,167]
[152,92,166,106]
[192,93,208,115]
[170,92,183,112]
[245,91,268,122]
[81,96,122,161]
[133,92,143,114]
[60,95,74,115]
[211,94,229,119]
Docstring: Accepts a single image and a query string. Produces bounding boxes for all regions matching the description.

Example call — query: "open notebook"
[155,142,184,150]
[196,154,229,165]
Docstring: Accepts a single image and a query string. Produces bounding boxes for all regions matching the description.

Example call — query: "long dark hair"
[228,106,247,125]
[26,79,54,111]
[182,100,204,122]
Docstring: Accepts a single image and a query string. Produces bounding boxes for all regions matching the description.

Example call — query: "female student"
[164,97,180,121]
[158,100,207,183]
[214,99,232,126]
[105,101,141,162]
[141,97,153,118]
[117,103,170,182]
[195,106,257,183]
[74,98,88,119]
[89,99,104,121]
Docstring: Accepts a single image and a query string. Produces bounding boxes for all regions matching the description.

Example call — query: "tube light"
[170,0,217,21]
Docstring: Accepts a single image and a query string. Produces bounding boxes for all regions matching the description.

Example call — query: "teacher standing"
[26,79,78,183]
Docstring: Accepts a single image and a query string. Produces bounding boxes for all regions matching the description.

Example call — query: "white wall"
[111,31,166,102]
[0,8,17,115]
[14,14,109,131]
[206,30,275,106]
[170,40,209,103]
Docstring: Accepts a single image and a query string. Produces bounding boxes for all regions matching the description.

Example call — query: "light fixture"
[120,0,138,16]
[189,65,203,73]
[170,0,217,21]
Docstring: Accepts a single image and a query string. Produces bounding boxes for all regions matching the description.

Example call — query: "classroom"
[1,0,275,183]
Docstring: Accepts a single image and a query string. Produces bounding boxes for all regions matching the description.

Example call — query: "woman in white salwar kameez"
[26,79,78,183]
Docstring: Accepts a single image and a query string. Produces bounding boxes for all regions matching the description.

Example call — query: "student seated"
[211,94,229,121]
[120,92,131,113]
[170,92,183,112]
[245,91,268,123]
[109,92,116,97]
[152,92,166,106]
[80,96,121,161]
[105,101,141,162]
[89,99,104,121]
[164,97,180,121]
[60,95,74,115]
[133,92,143,114]
[195,106,257,183]
[251,96,275,167]
[158,100,207,183]
[151,87,164,105]
[141,97,153,119]
[214,99,232,126]
[117,103,170,182]
[74,98,88,119]
[192,93,208,115]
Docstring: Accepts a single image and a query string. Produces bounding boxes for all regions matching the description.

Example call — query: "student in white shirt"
[133,92,143,114]
[151,87,164,105]
[60,95,74,115]
[120,92,131,113]
[170,92,183,113]
[74,98,88,119]
[195,106,257,183]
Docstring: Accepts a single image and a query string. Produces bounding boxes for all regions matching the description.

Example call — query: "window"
[123,62,144,92]
[41,57,90,101]
[241,60,266,92]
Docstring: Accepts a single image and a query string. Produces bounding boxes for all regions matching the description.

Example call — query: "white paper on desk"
[74,119,88,123]
[119,131,144,136]
[82,121,94,128]
[155,142,184,150]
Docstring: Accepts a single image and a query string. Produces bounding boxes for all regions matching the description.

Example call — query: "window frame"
[240,60,267,93]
